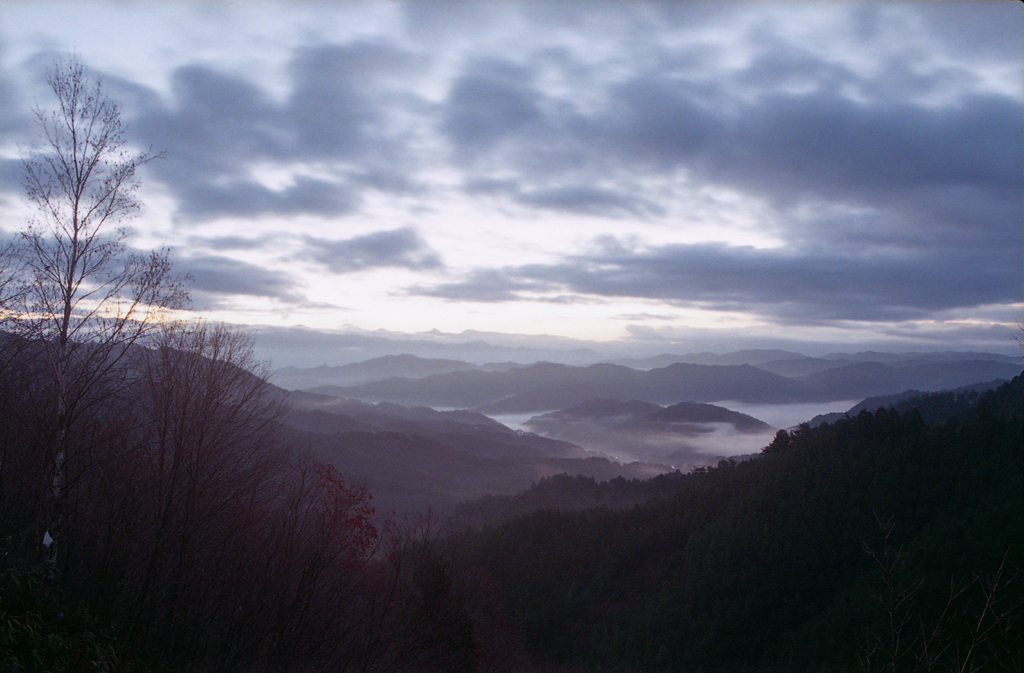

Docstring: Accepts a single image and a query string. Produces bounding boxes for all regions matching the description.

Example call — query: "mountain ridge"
[299,357,1023,412]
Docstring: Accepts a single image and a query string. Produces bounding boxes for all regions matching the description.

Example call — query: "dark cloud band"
[412,238,1019,325]
[303,227,443,273]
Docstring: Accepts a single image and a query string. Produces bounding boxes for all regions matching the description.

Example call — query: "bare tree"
[861,514,1022,673]
[126,321,287,663]
[18,57,188,567]
[0,237,27,500]
[0,237,23,323]
[860,514,925,673]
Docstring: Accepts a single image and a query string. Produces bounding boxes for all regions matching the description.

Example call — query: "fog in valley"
[277,348,1022,493]
[494,400,862,464]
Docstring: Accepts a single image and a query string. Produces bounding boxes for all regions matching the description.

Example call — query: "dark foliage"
[454,472,695,526]
[454,375,1024,672]
[0,564,127,672]
[0,60,524,672]
[0,329,522,672]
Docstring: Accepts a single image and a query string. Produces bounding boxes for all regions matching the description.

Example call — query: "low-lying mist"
[528,421,776,469]
[494,400,862,470]
[720,400,863,429]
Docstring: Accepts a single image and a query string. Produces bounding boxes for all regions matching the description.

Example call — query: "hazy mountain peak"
[553,399,664,419]
[649,401,773,432]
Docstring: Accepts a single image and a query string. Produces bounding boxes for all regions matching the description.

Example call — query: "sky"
[1,1,1022,367]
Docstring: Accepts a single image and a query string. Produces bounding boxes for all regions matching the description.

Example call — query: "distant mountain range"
[267,350,1022,511]
[283,352,1021,413]
[272,354,504,390]
[255,324,606,369]
[806,378,1012,427]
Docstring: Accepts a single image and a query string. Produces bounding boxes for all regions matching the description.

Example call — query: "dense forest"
[452,374,1023,672]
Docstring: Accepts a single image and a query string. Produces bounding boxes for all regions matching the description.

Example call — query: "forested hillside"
[0,325,533,672]
[453,374,1023,672]
[4,330,1020,672]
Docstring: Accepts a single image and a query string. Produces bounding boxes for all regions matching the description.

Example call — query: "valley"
[272,348,1022,515]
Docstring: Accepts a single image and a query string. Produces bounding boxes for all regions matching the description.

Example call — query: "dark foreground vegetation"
[0,325,519,672]
[4,324,1019,672]
[452,373,1023,672]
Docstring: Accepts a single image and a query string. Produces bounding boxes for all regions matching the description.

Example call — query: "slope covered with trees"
[454,375,1023,672]
[1,324,385,671]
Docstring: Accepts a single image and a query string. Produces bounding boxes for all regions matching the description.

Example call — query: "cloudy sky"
[1,1,1021,365]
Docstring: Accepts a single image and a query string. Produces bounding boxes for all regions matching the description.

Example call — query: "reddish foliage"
[314,461,379,557]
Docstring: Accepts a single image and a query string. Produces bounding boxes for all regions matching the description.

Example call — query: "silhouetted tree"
[17,57,187,568]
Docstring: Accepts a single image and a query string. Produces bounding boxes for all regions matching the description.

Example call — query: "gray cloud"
[174,253,303,306]
[128,42,422,222]
[520,185,664,218]
[4,1,1019,351]
[412,268,548,302]
[187,235,279,252]
[463,178,663,218]
[17,1,1010,240]
[410,5,1021,326]
[0,158,22,197]
[432,15,1021,237]
[286,42,415,161]
[400,0,510,45]
[442,59,544,160]
[722,92,1022,202]
[303,227,442,273]
[139,65,284,172]
[0,59,39,194]
[414,237,1019,324]
[175,176,359,221]
[916,1,1023,62]
[544,68,1021,247]
[0,57,30,141]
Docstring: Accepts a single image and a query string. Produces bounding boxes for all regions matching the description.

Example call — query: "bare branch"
[15,56,188,570]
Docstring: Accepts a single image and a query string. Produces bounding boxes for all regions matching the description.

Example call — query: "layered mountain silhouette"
[608,349,806,369]
[280,389,672,513]
[807,378,1012,427]
[272,354,485,390]
[267,349,1021,510]
[295,356,1021,413]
